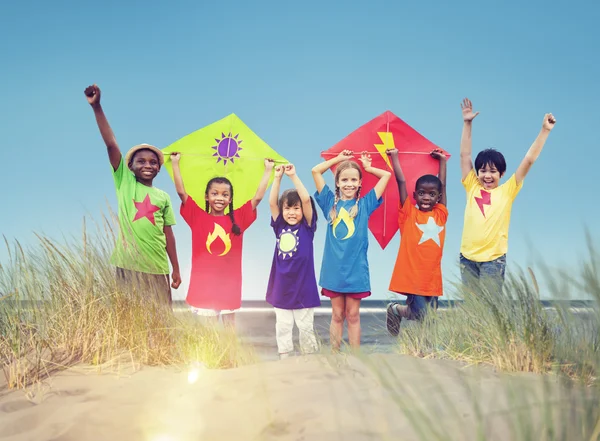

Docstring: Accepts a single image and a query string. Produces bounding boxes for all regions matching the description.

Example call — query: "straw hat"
[125,143,165,167]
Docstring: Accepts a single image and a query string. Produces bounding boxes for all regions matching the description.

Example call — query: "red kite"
[321,111,450,249]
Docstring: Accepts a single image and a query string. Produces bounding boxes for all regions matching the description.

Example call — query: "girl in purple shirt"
[266,164,320,358]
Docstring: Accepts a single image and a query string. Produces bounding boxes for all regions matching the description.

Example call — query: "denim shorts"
[406,294,439,321]
[459,254,506,293]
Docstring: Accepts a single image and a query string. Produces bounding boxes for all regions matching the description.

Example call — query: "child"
[312,150,391,351]
[267,163,321,359]
[170,152,273,326]
[459,98,556,292]
[385,148,448,336]
[84,84,181,306]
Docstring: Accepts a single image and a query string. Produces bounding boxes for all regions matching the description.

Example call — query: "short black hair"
[415,174,442,192]
[474,149,506,175]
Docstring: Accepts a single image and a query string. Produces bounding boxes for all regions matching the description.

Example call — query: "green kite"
[162,114,287,210]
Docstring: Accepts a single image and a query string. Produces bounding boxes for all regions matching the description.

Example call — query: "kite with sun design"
[321,111,450,249]
[163,114,287,211]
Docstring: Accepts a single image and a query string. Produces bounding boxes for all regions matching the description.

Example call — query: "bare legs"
[330,296,361,352]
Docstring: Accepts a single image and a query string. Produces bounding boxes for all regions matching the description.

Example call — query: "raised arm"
[251,159,275,210]
[285,164,314,226]
[385,149,408,206]
[311,150,354,193]
[515,114,556,185]
[358,152,391,200]
[431,149,448,206]
[460,98,479,180]
[84,85,122,171]
[169,153,188,204]
[270,165,284,221]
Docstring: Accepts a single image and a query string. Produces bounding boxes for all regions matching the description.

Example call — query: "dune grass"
[395,240,599,385]
[0,217,256,390]
[383,233,600,440]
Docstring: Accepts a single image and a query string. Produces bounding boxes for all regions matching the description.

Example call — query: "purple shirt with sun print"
[266,210,321,310]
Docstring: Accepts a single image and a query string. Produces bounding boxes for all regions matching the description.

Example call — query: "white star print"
[416,217,444,246]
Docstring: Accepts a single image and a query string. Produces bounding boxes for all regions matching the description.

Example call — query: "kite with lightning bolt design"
[162,114,287,210]
[321,111,450,250]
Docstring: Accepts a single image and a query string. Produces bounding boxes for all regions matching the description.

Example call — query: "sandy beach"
[0,346,591,441]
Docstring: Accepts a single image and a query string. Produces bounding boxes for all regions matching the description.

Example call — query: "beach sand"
[0,309,592,441]
[0,351,587,441]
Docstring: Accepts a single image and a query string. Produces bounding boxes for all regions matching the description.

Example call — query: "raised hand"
[284,164,296,176]
[170,152,181,164]
[461,98,479,122]
[359,151,372,169]
[386,148,399,156]
[542,113,556,132]
[430,148,447,161]
[264,158,275,171]
[274,165,284,178]
[336,150,354,161]
[84,84,101,107]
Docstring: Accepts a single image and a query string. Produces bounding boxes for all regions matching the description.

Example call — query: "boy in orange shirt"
[385,148,447,336]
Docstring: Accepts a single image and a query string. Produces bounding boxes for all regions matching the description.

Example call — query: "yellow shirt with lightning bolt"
[460,169,522,262]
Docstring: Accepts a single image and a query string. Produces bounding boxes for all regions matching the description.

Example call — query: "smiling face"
[474,149,506,190]
[205,182,232,215]
[335,162,362,200]
[129,149,160,184]
[282,201,303,226]
[477,163,503,190]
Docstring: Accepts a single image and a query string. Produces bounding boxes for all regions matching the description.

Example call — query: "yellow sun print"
[277,228,299,259]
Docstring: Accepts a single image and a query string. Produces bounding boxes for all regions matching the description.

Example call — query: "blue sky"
[1,0,598,300]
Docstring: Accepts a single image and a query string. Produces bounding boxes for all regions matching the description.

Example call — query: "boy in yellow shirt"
[459,98,556,292]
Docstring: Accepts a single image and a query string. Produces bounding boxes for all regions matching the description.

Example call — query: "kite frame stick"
[320,151,432,156]
[164,153,288,163]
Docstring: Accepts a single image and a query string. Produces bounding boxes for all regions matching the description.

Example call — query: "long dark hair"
[204,177,241,236]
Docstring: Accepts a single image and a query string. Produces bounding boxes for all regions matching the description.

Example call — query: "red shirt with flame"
[180,196,257,310]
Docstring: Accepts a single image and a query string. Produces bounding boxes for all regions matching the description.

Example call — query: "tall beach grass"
[381,232,600,440]
[0,216,255,390]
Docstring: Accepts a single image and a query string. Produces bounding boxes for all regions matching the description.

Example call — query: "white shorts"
[190,307,236,317]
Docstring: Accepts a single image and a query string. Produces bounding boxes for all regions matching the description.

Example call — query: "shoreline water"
[173,299,597,314]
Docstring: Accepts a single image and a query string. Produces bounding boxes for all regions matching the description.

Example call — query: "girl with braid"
[312,149,391,351]
[170,153,274,326]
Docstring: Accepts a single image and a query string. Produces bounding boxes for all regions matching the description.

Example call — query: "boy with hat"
[84,84,181,305]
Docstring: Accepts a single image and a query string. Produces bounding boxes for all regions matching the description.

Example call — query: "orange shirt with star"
[389,199,448,297]
[460,169,522,262]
